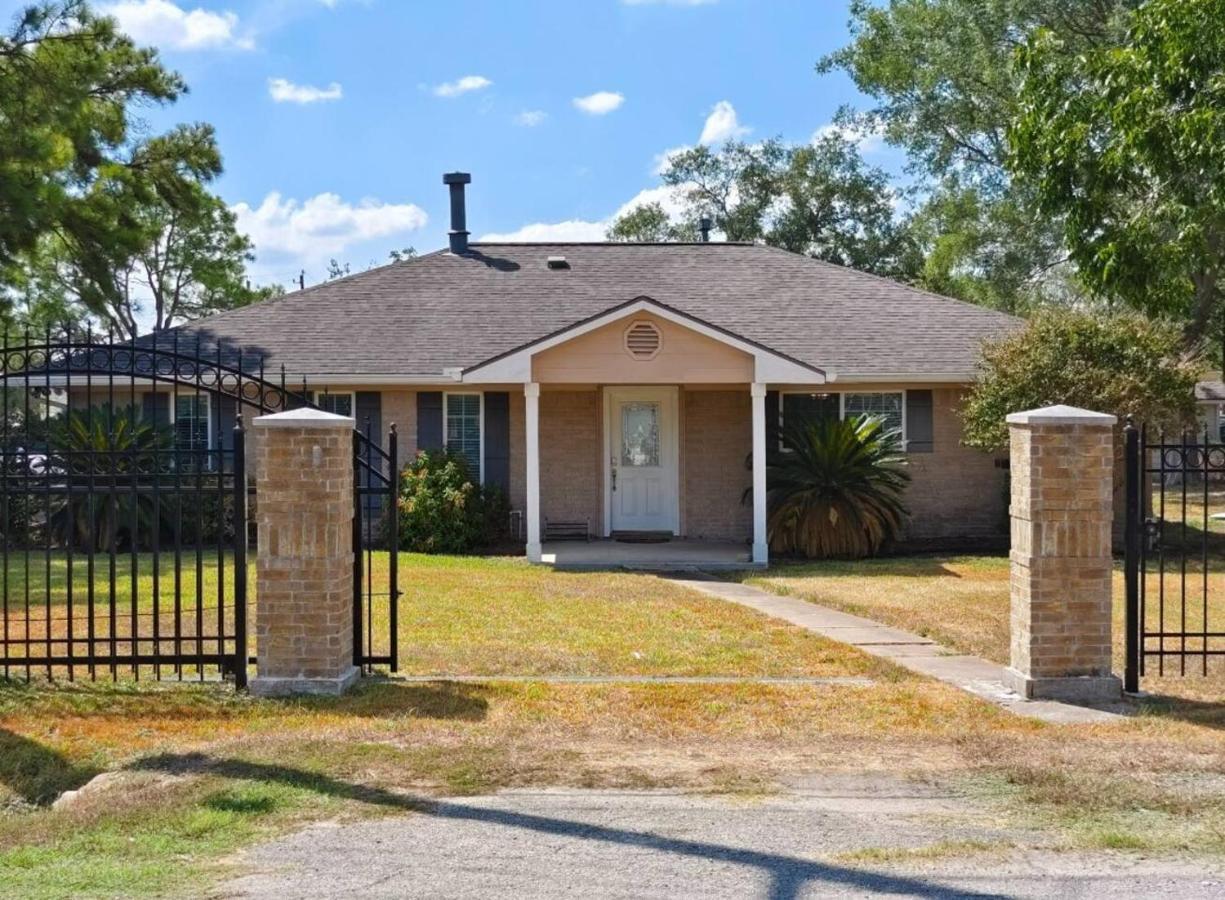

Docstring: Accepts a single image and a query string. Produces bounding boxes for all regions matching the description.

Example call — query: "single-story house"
[114,173,1022,566]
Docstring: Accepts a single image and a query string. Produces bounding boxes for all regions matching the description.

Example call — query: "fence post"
[1004,405,1123,703]
[1123,418,1140,693]
[232,416,248,690]
[387,423,399,672]
[250,407,357,697]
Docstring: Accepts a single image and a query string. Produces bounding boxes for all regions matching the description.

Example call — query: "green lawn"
[0,551,878,680]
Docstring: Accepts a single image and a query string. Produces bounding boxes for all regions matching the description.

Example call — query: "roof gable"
[461,296,826,385]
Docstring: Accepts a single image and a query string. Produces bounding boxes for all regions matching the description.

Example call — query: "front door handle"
[611,458,617,492]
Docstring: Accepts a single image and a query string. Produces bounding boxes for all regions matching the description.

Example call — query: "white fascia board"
[830,372,976,384]
[461,297,826,385]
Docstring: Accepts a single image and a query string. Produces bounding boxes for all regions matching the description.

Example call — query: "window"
[780,391,907,449]
[444,393,482,480]
[172,394,211,462]
[309,392,354,418]
[843,392,904,437]
[780,393,840,441]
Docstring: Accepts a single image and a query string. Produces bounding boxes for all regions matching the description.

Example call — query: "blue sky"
[5,0,897,287]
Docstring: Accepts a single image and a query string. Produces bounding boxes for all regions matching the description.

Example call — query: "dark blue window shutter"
[355,391,382,441]
[906,390,934,453]
[417,392,443,451]
[142,392,170,427]
[483,392,510,492]
[355,392,383,517]
[217,395,237,451]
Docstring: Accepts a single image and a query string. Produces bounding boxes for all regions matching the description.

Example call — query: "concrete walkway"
[671,578,1128,725]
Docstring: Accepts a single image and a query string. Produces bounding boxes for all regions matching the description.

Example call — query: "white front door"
[607,387,679,534]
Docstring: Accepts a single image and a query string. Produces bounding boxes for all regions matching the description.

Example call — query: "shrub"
[961,309,1199,451]
[390,449,505,554]
[763,414,910,559]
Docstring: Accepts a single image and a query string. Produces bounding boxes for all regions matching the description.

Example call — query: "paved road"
[222,780,1223,899]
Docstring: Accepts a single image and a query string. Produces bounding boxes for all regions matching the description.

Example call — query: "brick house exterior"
[112,176,1021,565]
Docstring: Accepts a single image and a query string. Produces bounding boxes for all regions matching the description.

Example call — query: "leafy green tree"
[820,0,1133,309]
[28,185,264,336]
[1,2,265,335]
[960,310,1199,452]
[606,203,695,242]
[1009,0,1225,341]
[762,415,911,559]
[610,136,920,279]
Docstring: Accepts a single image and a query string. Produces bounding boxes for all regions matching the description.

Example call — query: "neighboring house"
[77,174,1023,565]
[1196,380,1225,441]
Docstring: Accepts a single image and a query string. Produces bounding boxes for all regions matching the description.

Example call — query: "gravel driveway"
[222,778,1222,899]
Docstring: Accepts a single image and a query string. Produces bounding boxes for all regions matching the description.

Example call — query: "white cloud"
[514,110,548,127]
[573,91,625,116]
[102,0,252,50]
[699,100,750,145]
[813,121,885,154]
[433,75,493,98]
[477,186,688,243]
[232,192,428,263]
[268,78,342,104]
[651,145,690,175]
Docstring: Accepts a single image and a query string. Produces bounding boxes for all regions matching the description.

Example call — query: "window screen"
[314,393,353,417]
[174,395,210,459]
[843,392,904,436]
[445,394,481,478]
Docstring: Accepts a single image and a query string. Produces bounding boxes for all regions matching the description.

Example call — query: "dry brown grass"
[5,553,1225,893]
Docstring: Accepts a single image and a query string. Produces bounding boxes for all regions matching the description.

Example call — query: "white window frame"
[308,391,356,419]
[779,390,909,451]
[168,392,212,453]
[443,391,484,483]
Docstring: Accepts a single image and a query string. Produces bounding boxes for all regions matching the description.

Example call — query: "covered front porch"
[540,538,757,571]
[458,297,829,568]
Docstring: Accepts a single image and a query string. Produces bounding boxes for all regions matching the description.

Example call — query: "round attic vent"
[624,320,663,360]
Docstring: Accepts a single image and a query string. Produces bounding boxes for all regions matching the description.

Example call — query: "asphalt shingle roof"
[171,242,1022,381]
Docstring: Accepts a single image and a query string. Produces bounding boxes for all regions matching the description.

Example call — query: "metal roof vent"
[546,255,570,270]
[624,320,662,360]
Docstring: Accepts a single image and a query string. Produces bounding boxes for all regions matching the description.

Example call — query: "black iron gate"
[1124,418,1225,690]
[0,328,400,685]
[354,422,398,672]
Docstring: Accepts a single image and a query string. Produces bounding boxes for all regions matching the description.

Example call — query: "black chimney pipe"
[443,172,472,254]
[699,217,712,242]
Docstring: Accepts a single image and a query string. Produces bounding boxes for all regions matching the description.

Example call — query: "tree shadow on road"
[132,752,1007,900]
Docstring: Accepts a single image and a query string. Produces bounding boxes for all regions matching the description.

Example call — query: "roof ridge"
[469,241,757,247]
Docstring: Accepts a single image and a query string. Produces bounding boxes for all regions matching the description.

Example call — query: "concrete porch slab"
[541,539,758,571]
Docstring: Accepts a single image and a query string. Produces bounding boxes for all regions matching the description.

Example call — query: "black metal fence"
[1124,419,1225,690]
[0,329,400,685]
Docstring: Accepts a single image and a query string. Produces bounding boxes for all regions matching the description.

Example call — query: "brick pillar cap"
[1006,405,1117,427]
[253,408,355,429]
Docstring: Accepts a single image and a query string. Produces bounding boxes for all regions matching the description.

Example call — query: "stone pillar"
[1004,405,1122,702]
[250,408,358,697]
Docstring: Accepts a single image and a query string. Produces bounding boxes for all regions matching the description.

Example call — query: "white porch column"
[525,382,542,562]
[751,382,769,565]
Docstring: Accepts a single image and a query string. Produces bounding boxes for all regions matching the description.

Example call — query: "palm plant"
[47,404,173,551]
[763,414,911,559]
